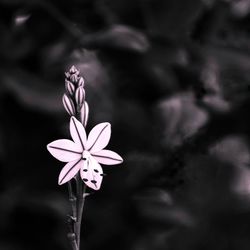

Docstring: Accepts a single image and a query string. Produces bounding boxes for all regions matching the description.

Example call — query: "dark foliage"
[1,0,250,249]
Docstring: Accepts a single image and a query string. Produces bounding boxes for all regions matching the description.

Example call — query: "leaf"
[157,92,208,147]
[209,136,250,168]
[2,69,63,113]
[133,188,194,228]
[83,25,150,53]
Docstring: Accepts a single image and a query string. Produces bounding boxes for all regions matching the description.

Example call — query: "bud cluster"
[63,65,89,127]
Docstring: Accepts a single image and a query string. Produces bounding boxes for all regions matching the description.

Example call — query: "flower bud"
[80,101,89,127]
[65,80,75,96]
[69,65,79,75]
[75,86,85,107]
[65,72,70,79]
[70,74,78,84]
[78,77,85,87]
[62,94,75,116]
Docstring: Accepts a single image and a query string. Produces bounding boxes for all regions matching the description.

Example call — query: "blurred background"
[1,0,250,249]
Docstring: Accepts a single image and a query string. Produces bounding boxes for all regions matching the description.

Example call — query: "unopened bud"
[65,80,75,96]
[70,74,78,84]
[80,101,89,127]
[69,65,79,75]
[65,72,70,79]
[78,77,85,87]
[62,94,75,116]
[75,86,85,107]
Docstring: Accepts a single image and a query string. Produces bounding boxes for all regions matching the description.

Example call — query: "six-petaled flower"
[47,117,123,190]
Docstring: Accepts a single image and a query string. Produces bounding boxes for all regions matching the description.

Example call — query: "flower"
[47,117,123,190]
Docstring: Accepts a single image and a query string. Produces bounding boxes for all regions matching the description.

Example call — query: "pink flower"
[47,117,123,190]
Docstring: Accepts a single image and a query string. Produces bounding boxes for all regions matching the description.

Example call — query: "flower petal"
[47,139,82,162]
[80,155,103,190]
[86,122,111,152]
[70,117,87,149]
[58,159,82,185]
[92,150,123,165]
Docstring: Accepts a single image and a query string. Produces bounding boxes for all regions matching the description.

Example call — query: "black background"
[1,0,250,249]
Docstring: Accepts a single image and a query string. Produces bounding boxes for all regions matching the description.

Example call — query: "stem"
[67,181,78,250]
[67,233,78,250]
[68,181,77,220]
[65,81,88,250]
[75,174,87,249]
[36,1,83,39]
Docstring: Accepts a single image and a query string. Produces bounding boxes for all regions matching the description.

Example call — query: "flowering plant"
[47,66,123,250]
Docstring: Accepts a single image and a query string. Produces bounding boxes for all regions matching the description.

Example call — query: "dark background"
[1,0,250,249]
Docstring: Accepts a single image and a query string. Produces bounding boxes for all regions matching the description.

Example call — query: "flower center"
[82,150,90,160]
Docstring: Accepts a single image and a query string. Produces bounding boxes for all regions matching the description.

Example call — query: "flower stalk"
[47,65,123,250]
[64,66,87,250]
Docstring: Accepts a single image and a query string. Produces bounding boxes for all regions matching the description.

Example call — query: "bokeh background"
[2,0,250,249]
